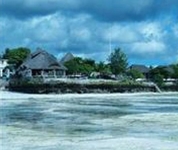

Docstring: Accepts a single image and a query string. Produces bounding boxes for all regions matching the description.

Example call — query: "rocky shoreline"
[5,78,177,94]
[7,81,155,94]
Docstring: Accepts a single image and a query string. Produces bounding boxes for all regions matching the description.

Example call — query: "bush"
[153,74,164,86]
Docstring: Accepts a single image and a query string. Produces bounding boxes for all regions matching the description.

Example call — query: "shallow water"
[0,92,178,150]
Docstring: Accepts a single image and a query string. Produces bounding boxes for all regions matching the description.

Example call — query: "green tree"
[96,61,105,72]
[64,57,81,74]
[171,64,178,78]
[127,69,144,79]
[108,48,128,75]
[149,66,171,79]
[153,74,164,86]
[96,61,111,74]
[83,58,96,74]
[3,47,31,68]
[64,57,96,75]
[83,58,95,67]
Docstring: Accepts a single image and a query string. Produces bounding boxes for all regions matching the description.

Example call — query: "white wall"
[0,59,8,77]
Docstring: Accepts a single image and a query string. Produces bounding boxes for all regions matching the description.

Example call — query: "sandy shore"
[1,90,178,100]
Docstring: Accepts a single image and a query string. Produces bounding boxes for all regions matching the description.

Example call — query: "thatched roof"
[130,64,150,73]
[156,65,174,74]
[20,49,67,70]
[60,52,75,64]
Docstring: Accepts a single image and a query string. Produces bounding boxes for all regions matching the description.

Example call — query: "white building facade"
[0,59,8,78]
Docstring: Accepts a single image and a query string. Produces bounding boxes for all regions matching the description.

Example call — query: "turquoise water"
[0,92,178,150]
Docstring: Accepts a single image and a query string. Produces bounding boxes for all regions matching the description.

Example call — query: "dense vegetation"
[2,47,31,68]
[1,47,178,84]
[64,57,111,76]
[1,46,177,93]
[64,57,96,75]
[149,65,178,85]
[127,69,144,79]
[64,48,128,77]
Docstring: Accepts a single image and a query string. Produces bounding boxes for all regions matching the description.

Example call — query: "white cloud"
[102,24,140,44]
[70,28,91,42]
[138,22,164,41]
[173,24,178,38]
[131,40,166,56]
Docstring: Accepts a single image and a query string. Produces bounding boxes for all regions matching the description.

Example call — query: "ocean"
[0,92,178,150]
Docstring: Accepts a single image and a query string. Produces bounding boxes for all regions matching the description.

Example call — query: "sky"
[1,0,178,66]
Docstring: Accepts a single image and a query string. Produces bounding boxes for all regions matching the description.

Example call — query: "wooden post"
[63,70,66,77]
[53,70,57,78]
[41,70,44,78]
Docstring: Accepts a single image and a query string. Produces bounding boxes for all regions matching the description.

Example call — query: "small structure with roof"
[130,64,150,78]
[60,52,75,64]
[156,65,174,75]
[17,48,67,78]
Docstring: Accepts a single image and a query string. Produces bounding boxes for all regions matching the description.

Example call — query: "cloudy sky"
[1,0,178,65]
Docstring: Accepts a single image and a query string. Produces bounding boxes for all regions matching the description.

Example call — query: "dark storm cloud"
[1,0,178,21]
[1,0,60,19]
[1,0,178,65]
